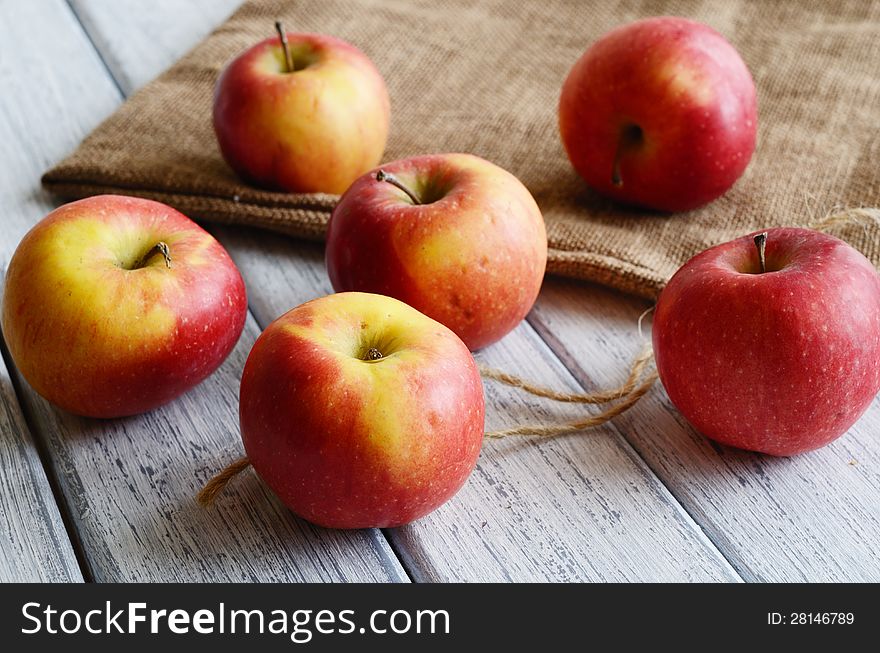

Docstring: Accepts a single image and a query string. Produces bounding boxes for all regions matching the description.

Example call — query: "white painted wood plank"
[68,0,243,95]
[0,348,81,582]
[0,0,406,582]
[529,278,880,582]
[70,0,744,581]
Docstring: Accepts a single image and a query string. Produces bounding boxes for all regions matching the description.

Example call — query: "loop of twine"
[483,368,658,438]
[198,344,657,504]
[480,342,657,438]
[477,344,654,405]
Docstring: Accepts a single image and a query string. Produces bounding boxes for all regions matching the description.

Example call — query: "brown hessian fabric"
[42,0,880,299]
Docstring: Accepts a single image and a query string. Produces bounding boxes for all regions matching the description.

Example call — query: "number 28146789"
[768,613,854,625]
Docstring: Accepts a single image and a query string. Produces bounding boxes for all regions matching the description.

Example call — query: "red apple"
[213,26,390,194]
[1,195,247,418]
[325,153,548,350]
[239,292,484,528]
[559,17,757,211]
[653,227,880,456]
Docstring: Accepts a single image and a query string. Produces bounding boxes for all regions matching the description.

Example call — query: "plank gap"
[0,328,95,582]
[63,0,129,98]
[380,528,417,583]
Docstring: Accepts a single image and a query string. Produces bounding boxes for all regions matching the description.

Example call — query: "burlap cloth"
[42,0,880,299]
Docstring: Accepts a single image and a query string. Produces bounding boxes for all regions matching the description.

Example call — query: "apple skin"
[325,153,548,351]
[239,292,485,528]
[653,227,880,456]
[559,17,757,212]
[1,195,248,418]
[213,32,390,194]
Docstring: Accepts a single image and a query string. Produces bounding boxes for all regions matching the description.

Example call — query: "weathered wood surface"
[2,0,874,582]
[67,0,744,581]
[0,0,406,582]
[0,348,82,582]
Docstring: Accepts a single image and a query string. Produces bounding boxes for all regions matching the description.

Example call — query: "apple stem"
[365,347,383,361]
[275,21,295,73]
[376,170,421,205]
[611,124,643,188]
[156,242,172,269]
[132,241,172,270]
[754,232,767,273]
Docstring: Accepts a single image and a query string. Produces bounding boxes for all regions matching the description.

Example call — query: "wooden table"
[1,0,879,583]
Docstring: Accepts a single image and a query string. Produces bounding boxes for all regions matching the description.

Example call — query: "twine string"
[198,345,658,504]
[484,369,658,438]
[809,206,880,231]
[478,343,654,405]
[197,456,251,506]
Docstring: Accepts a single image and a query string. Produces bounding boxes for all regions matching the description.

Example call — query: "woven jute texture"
[42,0,880,299]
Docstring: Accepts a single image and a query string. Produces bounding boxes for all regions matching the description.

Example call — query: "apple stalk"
[376,170,421,205]
[133,241,172,270]
[754,232,767,273]
[611,124,643,187]
[274,21,295,73]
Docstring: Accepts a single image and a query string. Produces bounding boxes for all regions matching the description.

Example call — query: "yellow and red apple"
[213,28,390,194]
[239,292,485,528]
[559,17,757,211]
[1,195,247,418]
[653,228,880,456]
[325,153,548,350]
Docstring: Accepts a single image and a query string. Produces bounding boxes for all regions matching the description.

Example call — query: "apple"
[239,291,484,528]
[325,153,547,350]
[1,195,248,418]
[653,227,880,456]
[213,23,390,194]
[558,17,757,212]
